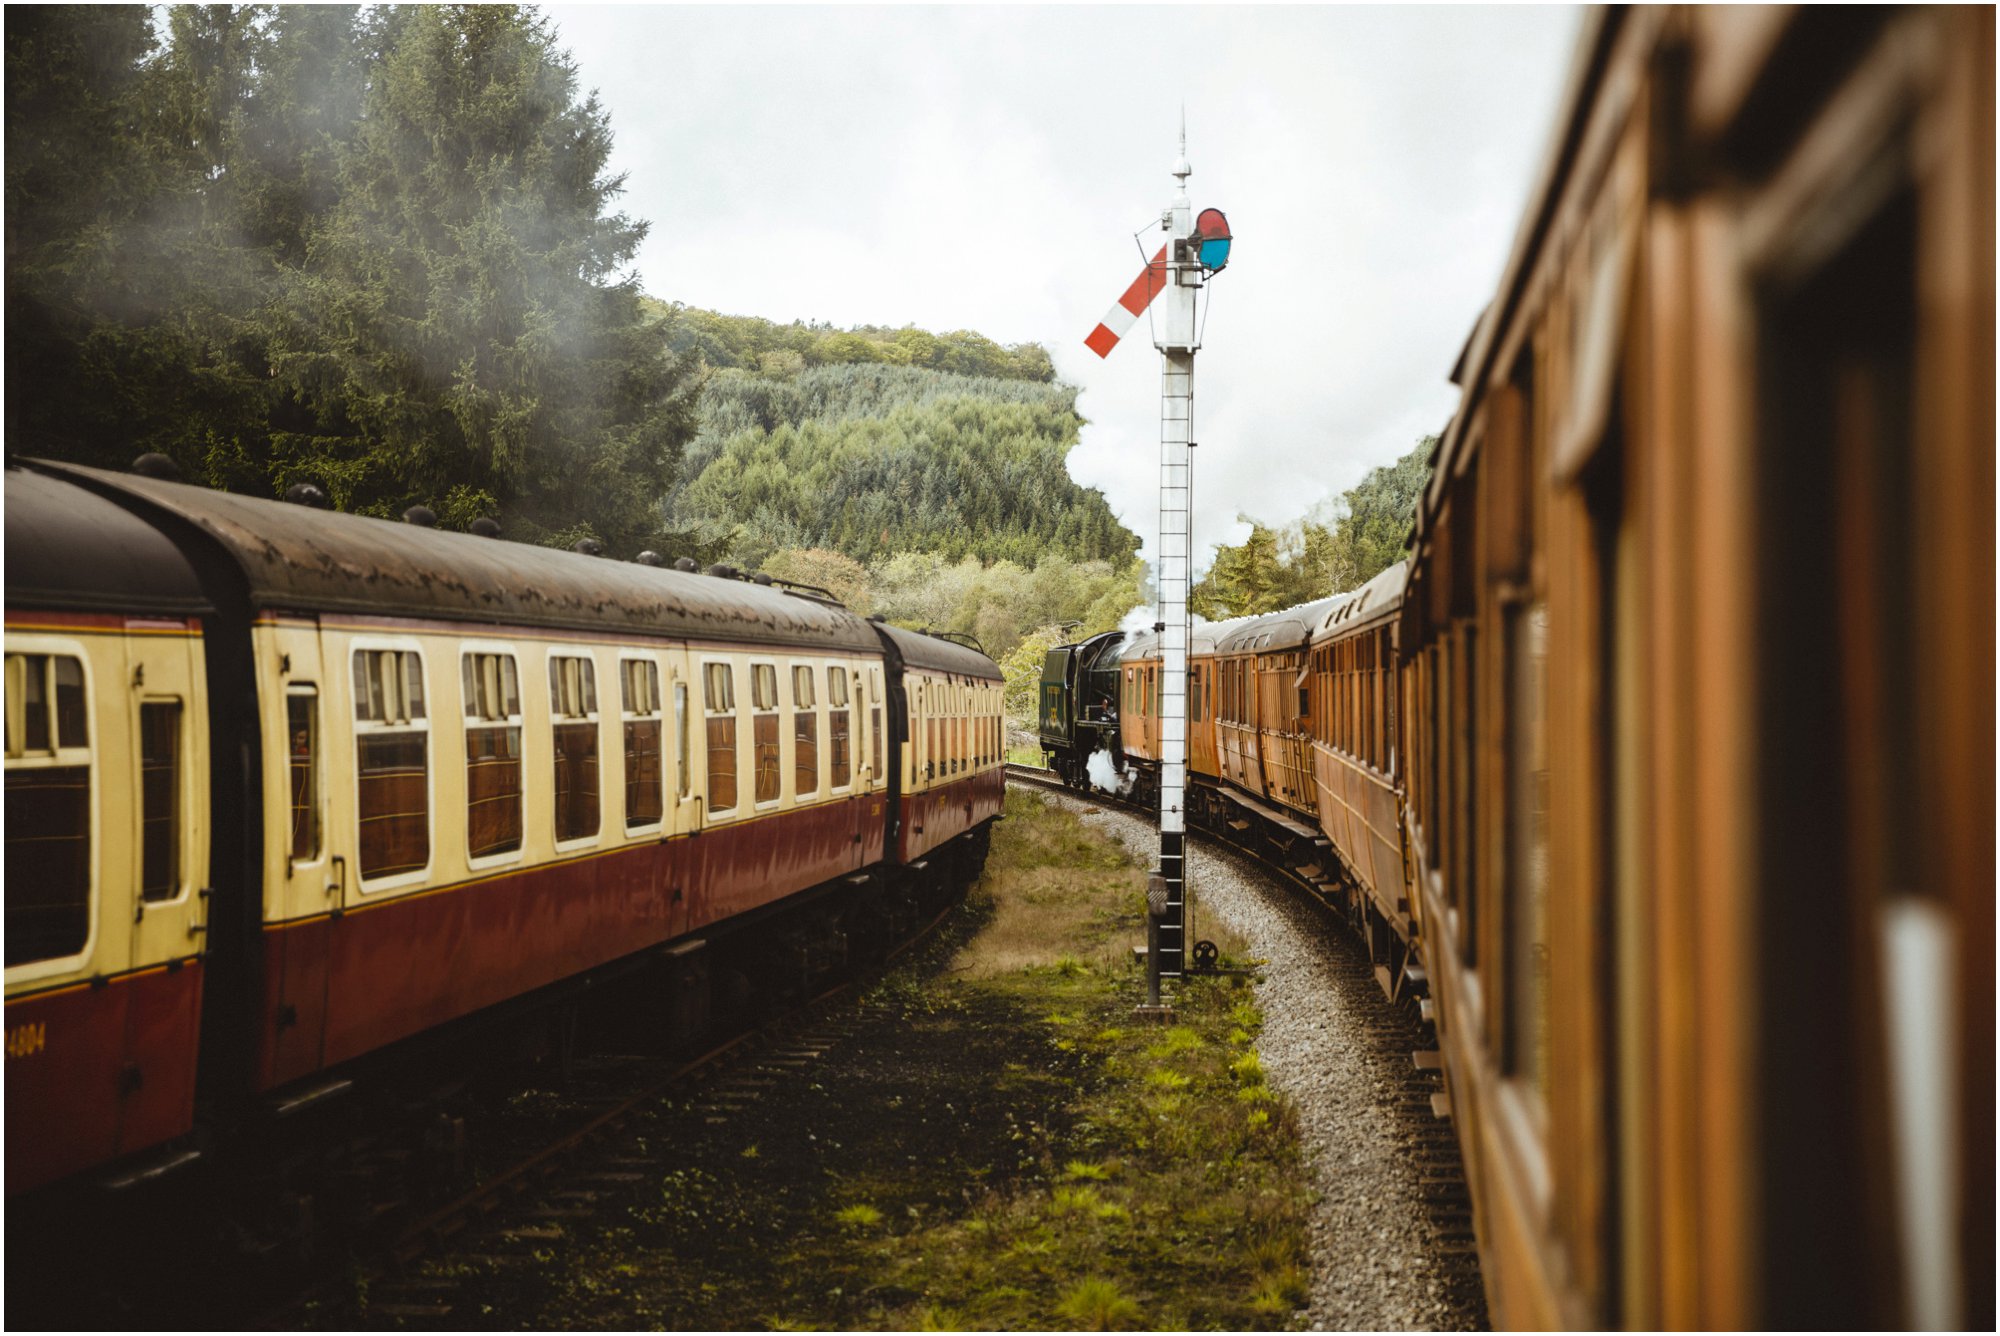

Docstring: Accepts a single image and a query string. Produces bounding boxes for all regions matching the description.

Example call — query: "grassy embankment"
[521,789,1312,1331]
[842,790,1315,1331]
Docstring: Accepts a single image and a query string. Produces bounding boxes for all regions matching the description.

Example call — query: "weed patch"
[431,789,1311,1331]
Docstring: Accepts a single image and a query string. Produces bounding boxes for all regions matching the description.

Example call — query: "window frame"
[791,662,820,798]
[700,658,740,819]
[460,642,526,871]
[674,679,691,803]
[868,666,884,784]
[3,637,100,983]
[618,652,666,835]
[285,683,324,871]
[547,648,604,852]
[827,663,853,793]
[349,636,434,894]
[136,695,188,905]
[750,660,781,809]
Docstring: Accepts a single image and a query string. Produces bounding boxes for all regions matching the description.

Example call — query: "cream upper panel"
[901,668,1005,796]
[712,649,882,820]
[261,620,891,923]
[5,623,211,994]
[264,622,721,921]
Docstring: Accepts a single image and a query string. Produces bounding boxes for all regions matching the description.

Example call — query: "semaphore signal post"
[1085,127,1230,1013]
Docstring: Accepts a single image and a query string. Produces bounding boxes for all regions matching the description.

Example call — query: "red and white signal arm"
[1083,208,1231,359]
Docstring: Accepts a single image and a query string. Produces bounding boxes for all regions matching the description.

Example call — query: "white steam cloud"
[1085,748,1134,796]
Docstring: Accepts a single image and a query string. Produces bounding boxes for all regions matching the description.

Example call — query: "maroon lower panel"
[898,770,1004,864]
[5,961,203,1195]
[258,793,879,1090]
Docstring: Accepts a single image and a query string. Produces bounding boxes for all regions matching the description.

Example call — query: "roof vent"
[635,550,664,567]
[402,505,436,527]
[283,482,331,509]
[707,563,738,580]
[131,452,182,482]
[673,557,698,573]
[470,517,501,538]
[573,538,605,557]
[868,614,886,624]
[752,573,773,586]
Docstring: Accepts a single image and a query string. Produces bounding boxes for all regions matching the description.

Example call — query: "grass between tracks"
[828,791,1312,1331]
[444,790,1312,1331]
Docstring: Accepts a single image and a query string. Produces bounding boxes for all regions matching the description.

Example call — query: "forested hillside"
[655,303,1055,384]
[655,335,1146,675]
[667,361,1137,569]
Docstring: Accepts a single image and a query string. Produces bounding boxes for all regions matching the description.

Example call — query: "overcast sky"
[549,4,1585,572]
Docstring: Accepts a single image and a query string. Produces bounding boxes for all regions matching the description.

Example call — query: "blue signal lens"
[1198,237,1232,272]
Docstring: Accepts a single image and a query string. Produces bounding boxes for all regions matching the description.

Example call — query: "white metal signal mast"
[1084,126,1230,1009]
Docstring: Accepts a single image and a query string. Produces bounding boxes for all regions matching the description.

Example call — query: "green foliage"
[758,547,873,612]
[833,1203,885,1229]
[861,552,1140,666]
[651,302,1055,384]
[1054,1278,1143,1331]
[665,362,1137,570]
[6,5,698,553]
[1192,434,1437,618]
[999,625,1067,726]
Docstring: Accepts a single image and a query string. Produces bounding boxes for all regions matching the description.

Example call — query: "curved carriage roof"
[1116,613,1256,664]
[870,622,1002,682]
[1309,561,1408,646]
[1215,594,1344,656]
[5,466,212,617]
[33,461,880,654]
[1193,614,1257,656]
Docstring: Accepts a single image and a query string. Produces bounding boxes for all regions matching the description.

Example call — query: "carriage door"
[126,623,209,971]
[256,619,338,1083]
[655,647,695,942]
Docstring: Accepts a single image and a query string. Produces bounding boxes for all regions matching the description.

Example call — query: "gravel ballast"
[1038,791,1488,1331]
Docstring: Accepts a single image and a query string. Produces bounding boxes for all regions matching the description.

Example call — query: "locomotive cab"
[1038,629,1125,790]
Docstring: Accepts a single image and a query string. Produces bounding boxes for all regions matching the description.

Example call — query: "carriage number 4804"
[6,1022,47,1059]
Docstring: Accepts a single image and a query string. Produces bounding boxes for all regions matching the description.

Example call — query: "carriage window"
[828,667,851,789]
[703,662,737,813]
[1385,639,1399,775]
[622,659,663,829]
[353,648,430,881]
[793,665,818,796]
[139,700,182,901]
[869,668,884,780]
[5,651,93,965]
[549,654,600,843]
[675,682,690,801]
[1507,603,1549,1093]
[751,663,780,804]
[287,688,321,862]
[462,652,523,860]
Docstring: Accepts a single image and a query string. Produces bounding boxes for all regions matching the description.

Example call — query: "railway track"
[1004,761,1482,1312]
[2,893,969,1332]
[257,895,969,1329]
